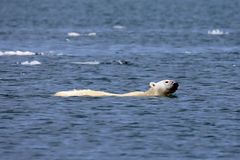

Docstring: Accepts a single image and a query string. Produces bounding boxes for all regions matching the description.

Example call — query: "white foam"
[87,32,97,36]
[113,25,126,29]
[72,61,100,65]
[208,29,228,35]
[0,51,38,56]
[67,32,80,37]
[21,60,41,66]
[67,32,97,37]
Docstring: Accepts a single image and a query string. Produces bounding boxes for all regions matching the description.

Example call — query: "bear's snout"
[169,82,178,93]
[173,82,179,90]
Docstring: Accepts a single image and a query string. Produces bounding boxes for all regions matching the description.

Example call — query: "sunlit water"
[0,0,240,159]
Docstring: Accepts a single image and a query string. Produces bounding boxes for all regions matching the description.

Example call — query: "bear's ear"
[149,82,156,88]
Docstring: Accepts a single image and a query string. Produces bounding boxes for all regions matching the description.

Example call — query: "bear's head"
[149,80,179,96]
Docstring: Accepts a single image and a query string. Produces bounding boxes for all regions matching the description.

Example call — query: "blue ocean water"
[0,0,240,159]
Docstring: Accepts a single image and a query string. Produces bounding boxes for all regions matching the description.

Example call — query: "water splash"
[0,51,43,56]
[208,29,229,35]
[67,32,80,37]
[20,60,41,65]
[113,25,126,29]
[71,61,100,65]
[67,32,96,37]
[71,60,131,65]
[87,32,97,36]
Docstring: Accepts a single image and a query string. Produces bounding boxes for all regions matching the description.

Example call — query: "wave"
[109,60,130,65]
[208,29,229,35]
[113,25,126,29]
[67,32,96,37]
[20,60,41,65]
[71,60,131,65]
[71,61,100,65]
[0,51,43,56]
[87,32,97,36]
[67,32,80,37]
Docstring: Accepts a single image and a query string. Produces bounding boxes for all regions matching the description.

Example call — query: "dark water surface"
[0,0,240,159]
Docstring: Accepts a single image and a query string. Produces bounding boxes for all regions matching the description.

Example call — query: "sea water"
[0,0,240,159]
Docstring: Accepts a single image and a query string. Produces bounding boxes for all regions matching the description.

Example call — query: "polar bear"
[54,80,179,97]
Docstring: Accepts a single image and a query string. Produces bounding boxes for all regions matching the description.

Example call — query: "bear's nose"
[173,82,179,89]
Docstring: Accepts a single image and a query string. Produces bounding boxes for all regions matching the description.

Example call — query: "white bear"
[54,80,178,97]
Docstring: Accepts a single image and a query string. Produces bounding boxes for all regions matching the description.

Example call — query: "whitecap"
[111,60,130,65]
[0,51,39,56]
[113,25,126,29]
[72,61,100,65]
[208,29,228,35]
[87,32,97,36]
[67,32,80,37]
[21,60,41,66]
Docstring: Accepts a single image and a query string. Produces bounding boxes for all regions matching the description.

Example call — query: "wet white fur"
[54,80,178,97]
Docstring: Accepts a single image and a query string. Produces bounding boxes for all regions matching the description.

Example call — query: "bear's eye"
[165,81,169,83]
